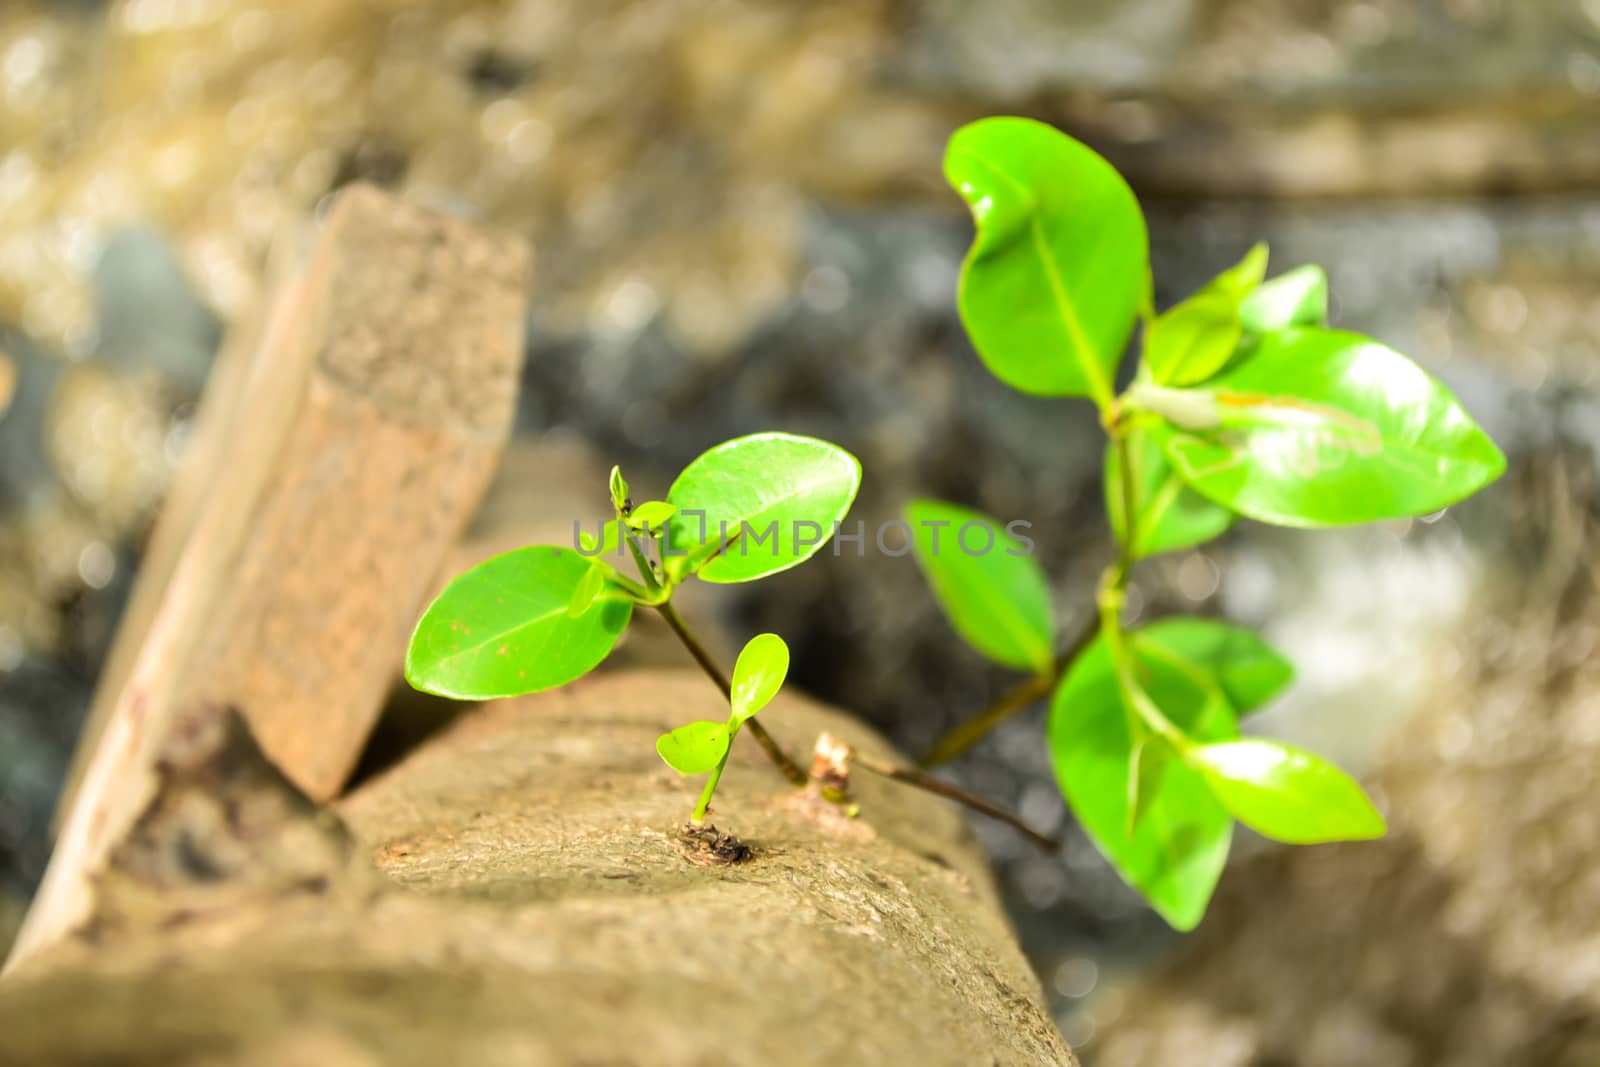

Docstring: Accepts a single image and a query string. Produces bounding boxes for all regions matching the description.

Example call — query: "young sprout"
[656,633,790,824]
[608,464,630,514]
[406,430,858,790]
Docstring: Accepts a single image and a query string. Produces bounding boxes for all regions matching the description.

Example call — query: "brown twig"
[851,748,1059,852]
[919,619,1098,768]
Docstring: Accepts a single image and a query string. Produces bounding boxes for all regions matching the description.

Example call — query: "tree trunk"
[0,673,1072,1065]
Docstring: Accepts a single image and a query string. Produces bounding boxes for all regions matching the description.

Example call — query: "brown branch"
[919,618,1098,768]
[851,749,1059,853]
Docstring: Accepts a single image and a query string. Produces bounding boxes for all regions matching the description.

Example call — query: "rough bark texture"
[0,672,1072,1066]
[9,186,526,972]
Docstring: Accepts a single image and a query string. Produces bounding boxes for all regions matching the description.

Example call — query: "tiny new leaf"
[407,547,632,700]
[627,500,678,530]
[906,499,1055,674]
[1186,738,1387,844]
[1240,265,1328,334]
[664,432,861,584]
[731,633,790,722]
[657,720,733,775]
[944,117,1148,405]
[1164,328,1506,527]
[1144,244,1268,387]
[609,465,630,513]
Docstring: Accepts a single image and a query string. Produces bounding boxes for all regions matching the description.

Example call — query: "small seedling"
[406,432,1044,840]
[406,430,859,793]
[909,116,1505,929]
[657,633,790,823]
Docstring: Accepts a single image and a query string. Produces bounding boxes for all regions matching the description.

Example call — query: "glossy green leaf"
[664,432,861,584]
[566,561,608,619]
[944,117,1148,404]
[1163,328,1506,527]
[656,720,732,775]
[906,499,1055,674]
[1135,617,1293,715]
[627,500,677,530]
[1105,421,1234,559]
[731,633,790,722]
[1187,738,1387,844]
[407,547,632,699]
[1240,265,1328,334]
[1145,244,1267,387]
[1049,632,1237,930]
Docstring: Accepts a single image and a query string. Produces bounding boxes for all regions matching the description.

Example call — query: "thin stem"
[1099,583,1183,745]
[1111,427,1140,586]
[851,750,1058,852]
[623,526,661,594]
[693,745,732,823]
[917,408,1167,769]
[919,619,1097,769]
[655,601,809,786]
[1100,422,1186,746]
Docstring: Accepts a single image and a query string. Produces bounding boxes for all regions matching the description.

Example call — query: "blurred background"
[1,1,1598,1063]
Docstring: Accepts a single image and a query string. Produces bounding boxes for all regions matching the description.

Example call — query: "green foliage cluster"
[407,432,859,818]
[406,115,1503,932]
[909,116,1503,928]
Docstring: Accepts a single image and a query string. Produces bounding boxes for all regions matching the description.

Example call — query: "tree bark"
[0,672,1073,1066]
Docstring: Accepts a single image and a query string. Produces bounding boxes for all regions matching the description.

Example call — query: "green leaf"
[1163,328,1506,527]
[1135,618,1293,715]
[944,117,1148,404]
[656,721,732,775]
[664,432,861,584]
[1186,738,1387,844]
[407,547,632,699]
[1127,737,1173,835]
[566,561,609,619]
[1105,421,1234,559]
[609,465,630,512]
[1240,265,1328,334]
[905,499,1055,674]
[1145,244,1268,387]
[627,500,678,530]
[1048,633,1237,930]
[731,633,789,722]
